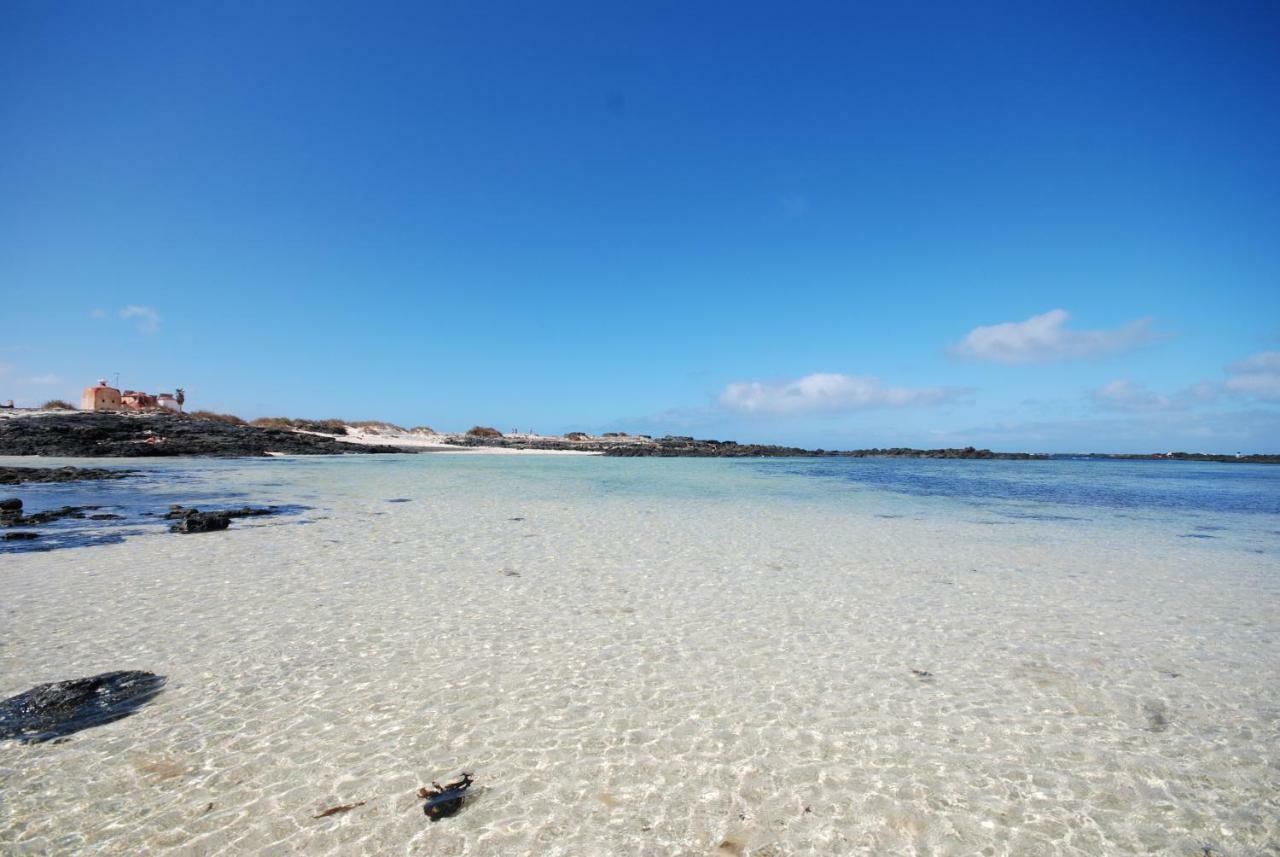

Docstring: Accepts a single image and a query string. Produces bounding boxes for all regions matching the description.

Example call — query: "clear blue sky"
[3,1,1278,452]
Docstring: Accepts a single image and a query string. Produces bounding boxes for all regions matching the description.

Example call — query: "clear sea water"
[2,454,1277,855]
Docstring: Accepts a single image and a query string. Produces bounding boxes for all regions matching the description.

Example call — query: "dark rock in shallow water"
[169,511,231,533]
[0,466,140,485]
[2,531,40,541]
[5,505,96,526]
[2,503,100,528]
[0,497,21,511]
[166,504,286,533]
[0,671,166,743]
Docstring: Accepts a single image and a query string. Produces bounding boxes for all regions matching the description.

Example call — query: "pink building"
[80,380,122,411]
[121,390,160,410]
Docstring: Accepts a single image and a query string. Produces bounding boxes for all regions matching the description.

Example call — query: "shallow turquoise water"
[2,454,1277,855]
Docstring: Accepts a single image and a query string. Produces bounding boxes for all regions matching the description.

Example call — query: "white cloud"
[952,309,1158,364]
[1224,351,1280,401]
[119,305,162,333]
[719,372,956,415]
[1091,379,1175,411]
[89,308,108,319]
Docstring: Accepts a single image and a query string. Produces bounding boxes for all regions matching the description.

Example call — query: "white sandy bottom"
[1,460,1277,856]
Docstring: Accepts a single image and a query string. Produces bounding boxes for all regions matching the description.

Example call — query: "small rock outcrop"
[0,671,166,743]
[1,500,98,527]
[165,504,284,534]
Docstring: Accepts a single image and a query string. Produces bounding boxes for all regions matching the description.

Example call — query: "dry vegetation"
[40,399,76,410]
[466,426,503,438]
[250,417,347,435]
[187,410,247,425]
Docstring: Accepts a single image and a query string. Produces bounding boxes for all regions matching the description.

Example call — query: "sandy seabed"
[1,455,1277,856]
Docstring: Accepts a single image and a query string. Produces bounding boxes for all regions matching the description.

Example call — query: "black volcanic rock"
[0,671,166,743]
[444,434,1048,459]
[0,413,408,458]
[0,466,140,485]
[165,505,285,533]
[1,505,97,526]
[169,511,231,533]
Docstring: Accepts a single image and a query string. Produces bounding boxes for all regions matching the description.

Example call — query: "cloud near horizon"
[1224,351,1280,401]
[1090,379,1177,412]
[118,305,162,334]
[1092,351,1280,411]
[719,372,957,415]
[952,309,1158,364]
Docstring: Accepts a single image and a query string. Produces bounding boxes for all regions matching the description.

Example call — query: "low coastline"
[8,410,1274,461]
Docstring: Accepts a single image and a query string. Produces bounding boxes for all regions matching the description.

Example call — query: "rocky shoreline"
[445,434,1048,459]
[0,412,407,458]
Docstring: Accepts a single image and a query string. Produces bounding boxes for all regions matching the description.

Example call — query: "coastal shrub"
[40,399,76,410]
[250,416,347,435]
[249,416,293,429]
[348,419,406,432]
[188,410,246,425]
[466,426,503,438]
[564,432,590,441]
[293,419,348,435]
[408,426,437,434]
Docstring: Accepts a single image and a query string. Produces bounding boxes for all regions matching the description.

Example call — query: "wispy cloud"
[952,309,1158,364]
[1224,351,1280,401]
[119,305,162,334]
[0,362,12,375]
[20,374,62,385]
[1090,379,1175,412]
[1092,351,1280,411]
[719,372,957,415]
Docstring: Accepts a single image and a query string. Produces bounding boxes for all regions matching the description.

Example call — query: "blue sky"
[3,1,1278,452]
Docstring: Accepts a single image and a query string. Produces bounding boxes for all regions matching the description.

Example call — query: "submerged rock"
[1,501,100,528]
[165,504,285,533]
[0,465,139,485]
[169,511,231,533]
[2,531,40,541]
[0,671,166,743]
